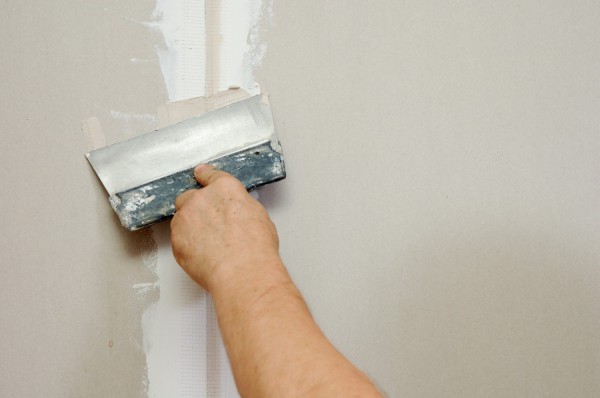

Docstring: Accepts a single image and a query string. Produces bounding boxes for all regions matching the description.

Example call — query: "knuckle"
[190,188,204,200]
[184,189,206,207]
[217,175,245,192]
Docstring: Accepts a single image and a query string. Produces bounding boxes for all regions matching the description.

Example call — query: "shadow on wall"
[255,178,289,213]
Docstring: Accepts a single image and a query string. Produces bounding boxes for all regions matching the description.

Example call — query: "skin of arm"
[170,165,383,398]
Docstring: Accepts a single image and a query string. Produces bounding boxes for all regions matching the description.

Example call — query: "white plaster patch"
[217,0,273,94]
[143,0,206,102]
[141,301,159,354]
[245,0,273,90]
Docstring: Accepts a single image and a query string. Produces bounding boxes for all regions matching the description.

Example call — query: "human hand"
[170,164,280,291]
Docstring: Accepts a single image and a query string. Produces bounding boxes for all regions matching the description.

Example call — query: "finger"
[175,189,196,211]
[194,164,231,186]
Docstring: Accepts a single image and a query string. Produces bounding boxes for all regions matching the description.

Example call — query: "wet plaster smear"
[137,1,272,397]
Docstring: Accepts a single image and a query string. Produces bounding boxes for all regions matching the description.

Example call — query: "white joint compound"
[138,1,272,396]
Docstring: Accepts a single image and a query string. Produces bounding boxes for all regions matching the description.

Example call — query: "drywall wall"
[1,1,599,397]
[1,0,268,397]
[0,1,163,396]
[256,1,600,396]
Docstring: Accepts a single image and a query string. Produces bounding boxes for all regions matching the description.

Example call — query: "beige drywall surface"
[257,1,600,397]
[2,1,599,397]
[0,2,162,397]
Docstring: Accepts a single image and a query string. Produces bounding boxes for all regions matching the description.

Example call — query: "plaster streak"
[133,282,159,296]
[130,58,152,64]
[110,110,158,124]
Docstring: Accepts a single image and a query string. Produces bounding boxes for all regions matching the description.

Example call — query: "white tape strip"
[146,0,266,396]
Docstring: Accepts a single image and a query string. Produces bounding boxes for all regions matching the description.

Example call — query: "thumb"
[194,164,230,186]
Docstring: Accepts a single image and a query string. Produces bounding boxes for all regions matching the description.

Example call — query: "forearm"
[171,165,382,397]
[209,256,382,398]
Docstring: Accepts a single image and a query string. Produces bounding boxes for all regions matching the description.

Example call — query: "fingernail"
[194,164,208,173]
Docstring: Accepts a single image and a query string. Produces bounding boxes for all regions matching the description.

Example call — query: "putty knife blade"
[86,94,285,231]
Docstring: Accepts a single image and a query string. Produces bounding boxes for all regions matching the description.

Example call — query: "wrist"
[206,252,286,294]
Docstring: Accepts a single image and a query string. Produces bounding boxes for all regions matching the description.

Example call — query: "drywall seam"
[145,0,207,102]
[141,0,273,396]
[143,3,209,397]
[151,88,250,398]
[156,88,250,129]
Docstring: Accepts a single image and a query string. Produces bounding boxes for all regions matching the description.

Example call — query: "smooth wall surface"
[1,1,599,397]
[0,2,163,396]
[257,1,600,397]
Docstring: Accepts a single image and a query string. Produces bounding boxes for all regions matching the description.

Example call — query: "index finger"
[193,164,231,186]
